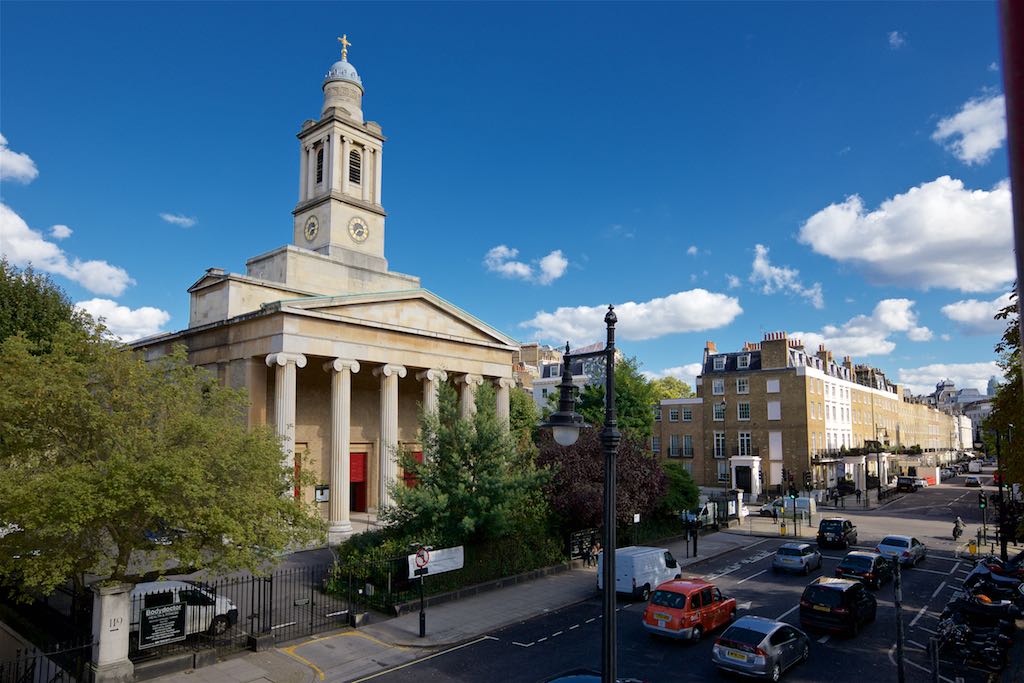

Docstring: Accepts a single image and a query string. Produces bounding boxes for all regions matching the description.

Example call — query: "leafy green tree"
[509,385,539,448]
[658,462,700,515]
[650,376,694,402]
[384,382,551,544]
[0,259,89,350]
[987,289,1022,484]
[579,356,657,440]
[0,329,323,597]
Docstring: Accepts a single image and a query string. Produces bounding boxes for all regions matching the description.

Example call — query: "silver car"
[771,543,822,575]
[875,535,927,566]
[713,615,810,681]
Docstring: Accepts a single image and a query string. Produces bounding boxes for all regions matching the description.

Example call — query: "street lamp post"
[541,305,620,683]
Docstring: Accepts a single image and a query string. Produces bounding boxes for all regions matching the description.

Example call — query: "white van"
[968,460,983,474]
[596,546,681,601]
[758,497,816,518]
[130,580,239,637]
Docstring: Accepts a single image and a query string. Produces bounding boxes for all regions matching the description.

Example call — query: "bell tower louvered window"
[349,150,362,184]
[315,147,324,184]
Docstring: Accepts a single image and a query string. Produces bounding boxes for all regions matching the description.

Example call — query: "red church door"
[350,452,367,513]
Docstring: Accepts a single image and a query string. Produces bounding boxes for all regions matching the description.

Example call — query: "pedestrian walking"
[587,540,599,567]
[772,507,778,525]
[855,488,862,503]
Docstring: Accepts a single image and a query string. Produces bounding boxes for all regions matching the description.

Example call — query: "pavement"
[147,530,759,683]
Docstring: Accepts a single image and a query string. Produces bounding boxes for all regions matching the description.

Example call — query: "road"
[357,473,1009,683]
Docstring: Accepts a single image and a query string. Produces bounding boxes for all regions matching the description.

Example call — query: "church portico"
[132,38,519,543]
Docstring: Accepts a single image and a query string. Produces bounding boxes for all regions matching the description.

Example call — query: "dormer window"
[737,354,750,370]
[713,356,726,371]
[316,147,324,184]
[349,149,362,184]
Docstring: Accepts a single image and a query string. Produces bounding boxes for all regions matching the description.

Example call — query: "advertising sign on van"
[140,603,186,649]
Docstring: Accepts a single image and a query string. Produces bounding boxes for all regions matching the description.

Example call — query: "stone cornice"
[297,112,387,143]
[292,192,387,218]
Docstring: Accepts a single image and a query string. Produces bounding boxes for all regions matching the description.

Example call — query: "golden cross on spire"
[338,34,351,60]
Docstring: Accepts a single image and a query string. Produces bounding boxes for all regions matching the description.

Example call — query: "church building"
[133,39,519,544]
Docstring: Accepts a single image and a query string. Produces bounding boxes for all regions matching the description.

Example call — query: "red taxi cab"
[641,578,736,641]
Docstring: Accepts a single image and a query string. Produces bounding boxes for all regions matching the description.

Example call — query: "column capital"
[373,363,407,379]
[455,373,484,387]
[266,352,307,369]
[416,368,448,383]
[323,358,361,374]
[494,377,517,389]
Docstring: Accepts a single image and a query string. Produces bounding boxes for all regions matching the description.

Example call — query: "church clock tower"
[293,36,387,271]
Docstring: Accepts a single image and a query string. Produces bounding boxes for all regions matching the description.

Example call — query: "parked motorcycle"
[937,621,1009,672]
[940,592,1020,633]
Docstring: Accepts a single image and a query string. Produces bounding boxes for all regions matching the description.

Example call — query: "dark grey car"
[712,615,810,681]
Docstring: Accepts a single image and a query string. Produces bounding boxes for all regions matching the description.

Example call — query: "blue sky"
[0,2,1012,395]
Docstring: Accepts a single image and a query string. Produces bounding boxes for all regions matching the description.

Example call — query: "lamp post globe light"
[540,305,620,683]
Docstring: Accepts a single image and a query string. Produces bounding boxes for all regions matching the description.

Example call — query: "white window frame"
[713,402,726,421]
[651,436,661,454]
[766,378,780,393]
[739,431,752,456]
[738,402,750,421]
[736,377,749,394]
[682,407,693,422]
[653,406,661,422]
[737,354,750,370]
[717,460,729,482]
[714,431,726,458]
[669,434,680,457]
[669,408,680,422]
[767,401,781,421]
[683,434,693,456]
[713,356,726,371]
[712,378,725,395]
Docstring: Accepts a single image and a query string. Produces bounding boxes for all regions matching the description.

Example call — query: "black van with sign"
[896,476,920,492]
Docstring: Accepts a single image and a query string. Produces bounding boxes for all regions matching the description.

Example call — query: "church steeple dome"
[322,35,364,122]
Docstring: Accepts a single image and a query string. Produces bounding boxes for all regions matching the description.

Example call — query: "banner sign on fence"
[140,603,186,649]
[407,545,464,577]
[568,528,598,560]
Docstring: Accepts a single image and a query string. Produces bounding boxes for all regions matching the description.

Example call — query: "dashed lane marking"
[350,635,495,682]
[909,605,930,628]
[585,618,596,624]
[569,624,579,630]
[512,641,535,648]
[537,637,547,643]
[817,635,830,644]
[930,581,947,600]
[910,567,953,576]
[552,631,563,637]
[737,569,767,584]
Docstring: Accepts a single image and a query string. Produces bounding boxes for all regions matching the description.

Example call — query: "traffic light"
[782,468,788,485]
[978,492,987,509]
[803,471,812,489]
[789,486,798,499]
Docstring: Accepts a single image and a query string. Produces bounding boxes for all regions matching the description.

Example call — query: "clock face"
[303,215,319,241]
[348,216,369,243]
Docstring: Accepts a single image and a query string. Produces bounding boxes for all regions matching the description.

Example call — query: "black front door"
[736,466,752,494]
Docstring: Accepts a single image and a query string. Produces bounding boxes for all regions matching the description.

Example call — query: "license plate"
[726,651,748,661]
[813,605,831,612]
[653,612,670,622]
[657,620,666,628]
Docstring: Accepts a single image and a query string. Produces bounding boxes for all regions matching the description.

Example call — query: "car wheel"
[729,608,737,622]
[804,562,811,575]
[209,615,230,636]
[770,663,782,682]
[640,584,651,602]
[692,625,704,642]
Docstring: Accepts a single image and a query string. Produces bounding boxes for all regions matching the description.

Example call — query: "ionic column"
[324,135,334,193]
[416,368,447,417]
[374,147,383,205]
[361,148,372,202]
[330,132,342,193]
[306,144,317,199]
[373,363,406,510]
[266,353,307,492]
[495,377,516,431]
[341,136,351,195]
[455,373,484,420]
[324,358,360,543]
[298,143,308,201]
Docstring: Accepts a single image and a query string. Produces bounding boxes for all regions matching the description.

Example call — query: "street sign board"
[139,602,186,649]
[407,545,464,577]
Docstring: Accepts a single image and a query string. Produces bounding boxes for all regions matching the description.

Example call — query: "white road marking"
[737,569,767,584]
[915,626,938,635]
[512,641,534,648]
[909,605,930,628]
[888,643,956,683]
[352,636,502,681]
[552,631,563,637]
[776,605,799,621]
[737,601,753,610]
[817,635,830,644]
[537,637,547,643]
[568,624,579,630]
[585,617,596,624]
[271,621,297,630]
[930,582,947,600]
[911,567,952,576]
[907,639,928,650]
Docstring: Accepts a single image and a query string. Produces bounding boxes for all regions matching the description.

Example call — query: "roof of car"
[879,535,912,542]
[809,577,860,590]
[728,615,783,634]
[843,551,881,559]
[132,580,192,593]
[655,578,712,593]
[820,517,848,522]
[779,542,813,551]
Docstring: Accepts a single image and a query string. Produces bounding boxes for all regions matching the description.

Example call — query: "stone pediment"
[279,289,518,349]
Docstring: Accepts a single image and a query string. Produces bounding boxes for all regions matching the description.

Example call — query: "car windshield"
[840,556,873,570]
[777,547,801,556]
[820,520,844,531]
[720,626,766,646]
[804,586,843,607]
[881,537,909,548]
[650,590,686,609]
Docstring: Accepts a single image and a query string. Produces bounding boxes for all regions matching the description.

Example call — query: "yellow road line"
[278,630,409,681]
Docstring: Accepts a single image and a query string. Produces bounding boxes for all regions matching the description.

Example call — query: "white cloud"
[941,334,951,341]
[686,245,698,256]
[0,202,134,296]
[484,244,568,285]
[75,298,171,342]
[941,292,1013,335]
[726,274,741,289]
[749,244,824,308]
[537,250,568,285]
[520,289,743,345]
[897,361,1004,396]
[932,93,1006,165]
[799,176,1012,293]
[888,31,906,49]
[642,362,704,388]
[791,298,931,359]
[159,212,197,228]
[0,134,39,184]
[989,62,999,72]
[49,224,72,240]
